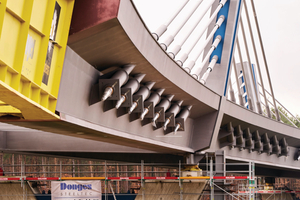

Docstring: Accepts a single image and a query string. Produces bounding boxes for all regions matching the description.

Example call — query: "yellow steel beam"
[0,80,59,120]
[0,0,74,120]
[0,105,21,113]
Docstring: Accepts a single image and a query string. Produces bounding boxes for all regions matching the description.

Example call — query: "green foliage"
[3,153,11,162]
[271,106,300,128]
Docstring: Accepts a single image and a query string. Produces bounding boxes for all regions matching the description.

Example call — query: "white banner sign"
[51,180,101,200]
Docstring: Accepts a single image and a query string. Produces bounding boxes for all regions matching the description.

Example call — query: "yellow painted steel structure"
[0,100,21,115]
[0,0,74,120]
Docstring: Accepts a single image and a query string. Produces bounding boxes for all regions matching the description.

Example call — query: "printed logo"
[60,183,92,191]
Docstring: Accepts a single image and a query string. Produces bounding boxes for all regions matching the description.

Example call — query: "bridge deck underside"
[0,0,300,178]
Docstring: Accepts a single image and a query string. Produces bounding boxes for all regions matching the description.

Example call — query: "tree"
[271,106,300,128]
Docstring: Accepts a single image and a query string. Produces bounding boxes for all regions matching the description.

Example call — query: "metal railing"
[226,0,300,128]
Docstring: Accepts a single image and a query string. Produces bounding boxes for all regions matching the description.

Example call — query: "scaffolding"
[0,155,258,200]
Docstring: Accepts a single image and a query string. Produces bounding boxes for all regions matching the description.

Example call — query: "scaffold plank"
[180,176,210,179]
[61,177,105,180]
[108,177,141,180]
[239,190,300,194]
[0,177,20,181]
[144,177,178,180]
[0,175,253,181]
[213,176,248,179]
[26,177,59,180]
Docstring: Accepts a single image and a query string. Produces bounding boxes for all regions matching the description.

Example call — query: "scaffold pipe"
[0,176,252,181]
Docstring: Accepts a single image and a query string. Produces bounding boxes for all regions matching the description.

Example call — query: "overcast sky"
[255,1,300,116]
[133,0,300,116]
